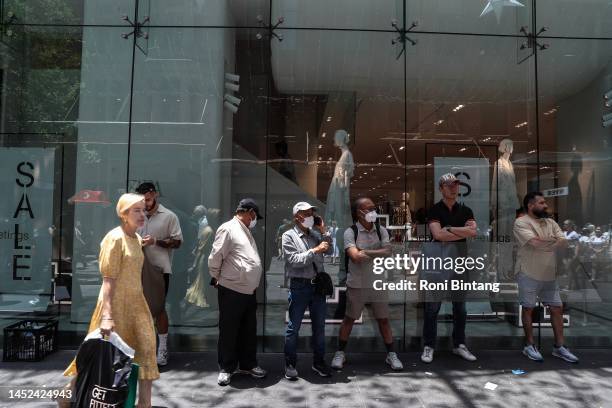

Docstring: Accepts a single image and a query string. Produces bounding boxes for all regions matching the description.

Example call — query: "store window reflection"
[0,0,611,352]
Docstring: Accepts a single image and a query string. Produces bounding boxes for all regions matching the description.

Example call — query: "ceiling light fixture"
[452,104,465,112]
[434,119,445,126]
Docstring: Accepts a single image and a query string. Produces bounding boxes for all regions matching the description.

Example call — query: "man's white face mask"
[248,212,257,229]
[301,216,314,229]
[364,210,378,223]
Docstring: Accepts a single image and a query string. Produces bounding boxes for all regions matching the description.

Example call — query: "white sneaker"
[385,352,403,371]
[217,371,232,386]
[453,344,477,361]
[331,351,346,369]
[157,347,168,366]
[421,346,434,363]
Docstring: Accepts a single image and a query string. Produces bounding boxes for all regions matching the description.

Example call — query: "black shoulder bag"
[311,237,334,296]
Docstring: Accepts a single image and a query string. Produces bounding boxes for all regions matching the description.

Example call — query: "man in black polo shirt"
[421,173,478,364]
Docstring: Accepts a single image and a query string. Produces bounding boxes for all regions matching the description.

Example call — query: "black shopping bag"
[73,329,135,408]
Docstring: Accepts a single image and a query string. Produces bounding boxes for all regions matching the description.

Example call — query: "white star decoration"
[480,0,525,22]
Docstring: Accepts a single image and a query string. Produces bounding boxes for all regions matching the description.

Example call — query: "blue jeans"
[284,278,327,366]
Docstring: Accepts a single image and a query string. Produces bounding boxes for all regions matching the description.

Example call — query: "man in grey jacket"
[282,202,333,380]
[209,198,266,386]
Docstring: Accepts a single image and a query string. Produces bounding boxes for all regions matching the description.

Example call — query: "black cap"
[135,182,157,194]
[236,198,263,219]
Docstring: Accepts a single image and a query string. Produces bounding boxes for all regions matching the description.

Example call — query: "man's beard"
[533,208,549,219]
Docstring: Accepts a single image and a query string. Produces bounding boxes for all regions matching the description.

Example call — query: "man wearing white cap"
[282,202,333,380]
[421,173,478,364]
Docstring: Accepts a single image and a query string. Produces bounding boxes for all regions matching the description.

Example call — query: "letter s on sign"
[455,171,471,197]
[16,162,34,188]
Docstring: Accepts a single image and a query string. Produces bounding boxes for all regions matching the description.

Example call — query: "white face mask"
[301,216,314,229]
[248,215,257,229]
[364,210,378,223]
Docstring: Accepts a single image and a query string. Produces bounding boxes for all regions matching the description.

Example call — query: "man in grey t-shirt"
[330,197,403,371]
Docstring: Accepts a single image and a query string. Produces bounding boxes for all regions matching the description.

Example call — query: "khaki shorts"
[345,287,389,320]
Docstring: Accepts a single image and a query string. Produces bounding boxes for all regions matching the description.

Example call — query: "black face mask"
[532,208,549,219]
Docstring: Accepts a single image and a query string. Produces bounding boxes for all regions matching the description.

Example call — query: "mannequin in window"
[491,138,520,281]
[325,129,354,283]
[185,206,219,309]
[392,192,413,242]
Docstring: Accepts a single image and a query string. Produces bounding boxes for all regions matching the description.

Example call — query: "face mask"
[301,216,314,229]
[364,210,378,223]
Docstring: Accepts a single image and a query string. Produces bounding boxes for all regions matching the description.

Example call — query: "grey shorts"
[517,273,562,308]
[345,287,390,320]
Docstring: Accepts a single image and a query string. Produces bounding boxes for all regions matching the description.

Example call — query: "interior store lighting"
[225,73,240,82]
[223,101,238,114]
[224,94,241,106]
[225,82,239,92]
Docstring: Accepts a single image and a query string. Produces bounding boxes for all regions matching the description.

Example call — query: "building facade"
[1,0,611,352]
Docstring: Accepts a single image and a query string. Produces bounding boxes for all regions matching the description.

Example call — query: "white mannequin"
[325,130,354,228]
[325,130,354,282]
[491,139,519,216]
[491,138,520,280]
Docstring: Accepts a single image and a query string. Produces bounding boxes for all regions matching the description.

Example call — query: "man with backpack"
[330,197,403,371]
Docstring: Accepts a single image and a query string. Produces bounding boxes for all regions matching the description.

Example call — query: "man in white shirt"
[136,182,183,367]
[209,198,266,386]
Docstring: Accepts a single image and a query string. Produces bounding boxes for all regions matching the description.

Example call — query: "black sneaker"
[311,361,332,377]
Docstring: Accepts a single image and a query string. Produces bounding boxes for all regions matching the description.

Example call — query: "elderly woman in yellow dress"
[62,193,159,408]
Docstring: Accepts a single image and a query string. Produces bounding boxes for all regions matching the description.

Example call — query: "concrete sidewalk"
[1,349,611,407]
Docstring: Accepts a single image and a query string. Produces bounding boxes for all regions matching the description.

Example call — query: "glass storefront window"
[0,0,611,353]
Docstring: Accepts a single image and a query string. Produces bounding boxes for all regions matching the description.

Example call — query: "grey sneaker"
[385,352,404,370]
[552,346,579,363]
[452,344,477,361]
[217,371,232,386]
[421,346,434,363]
[523,344,544,361]
[285,364,298,380]
[237,366,267,378]
[331,351,346,369]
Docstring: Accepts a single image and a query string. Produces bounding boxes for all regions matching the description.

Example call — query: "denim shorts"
[517,273,562,308]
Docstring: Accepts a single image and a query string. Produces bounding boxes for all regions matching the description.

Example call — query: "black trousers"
[217,285,258,373]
